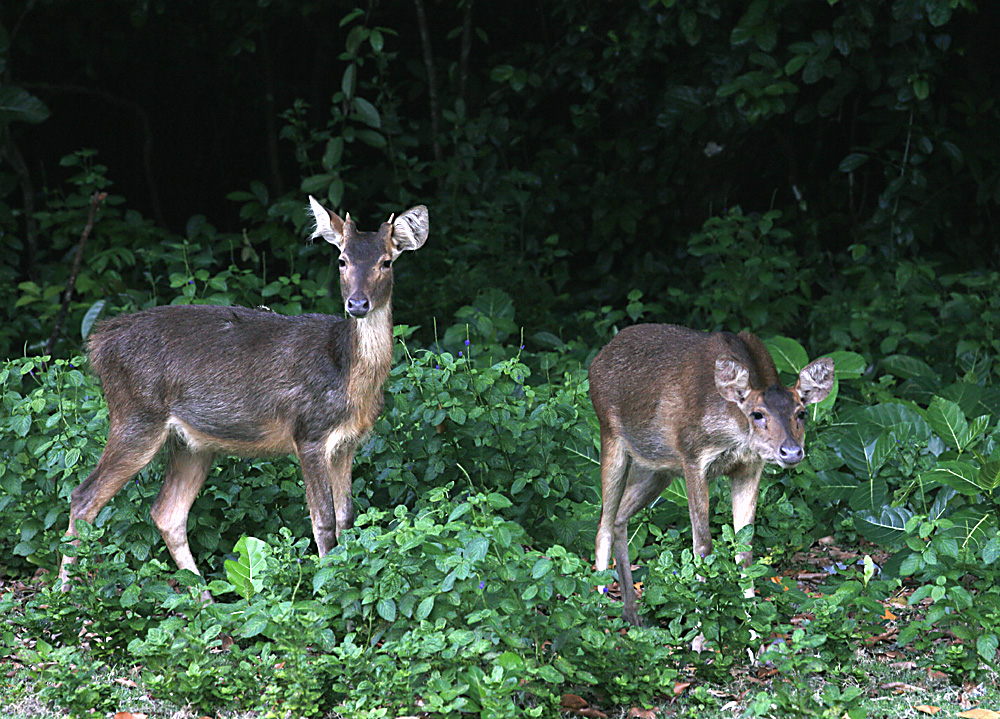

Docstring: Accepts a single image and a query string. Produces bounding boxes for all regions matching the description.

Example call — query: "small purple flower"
[520,344,525,350]
[464,339,470,346]
[435,364,440,370]
[479,580,485,589]
[458,351,463,357]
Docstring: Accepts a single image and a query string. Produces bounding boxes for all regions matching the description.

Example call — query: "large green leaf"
[924,396,968,451]
[0,86,51,125]
[944,506,997,551]
[882,354,936,380]
[225,536,269,600]
[825,350,867,379]
[812,470,856,503]
[661,476,688,507]
[854,506,913,546]
[764,336,809,374]
[921,461,982,496]
[849,476,888,513]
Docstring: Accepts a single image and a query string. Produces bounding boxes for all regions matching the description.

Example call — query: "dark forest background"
[3,0,999,360]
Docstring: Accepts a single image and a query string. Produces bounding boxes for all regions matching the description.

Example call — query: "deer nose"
[779,443,804,465]
[346,295,371,317]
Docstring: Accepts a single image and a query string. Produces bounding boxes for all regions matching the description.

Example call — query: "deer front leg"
[329,448,355,541]
[683,461,712,560]
[297,442,339,557]
[730,460,764,600]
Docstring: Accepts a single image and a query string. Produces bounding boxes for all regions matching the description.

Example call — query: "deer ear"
[797,357,835,405]
[715,357,751,405]
[390,205,429,256]
[308,195,346,250]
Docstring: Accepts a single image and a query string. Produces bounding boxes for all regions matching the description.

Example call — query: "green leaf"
[944,507,996,550]
[341,64,357,98]
[882,355,936,380]
[415,595,434,621]
[764,336,809,374]
[922,461,982,496]
[535,664,565,684]
[977,634,998,663]
[661,476,688,506]
[81,300,106,340]
[352,97,381,128]
[825,350,866,379]
[838,152,869,173]
[0,86,51,125]
[377,597,396,622]
[225,536,269,600]
[531,557,553,579]
[853,506,912,545]
[924,397,968,451]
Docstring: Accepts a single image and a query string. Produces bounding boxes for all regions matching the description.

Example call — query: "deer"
[58,196,428,589]
[588,324,834,626]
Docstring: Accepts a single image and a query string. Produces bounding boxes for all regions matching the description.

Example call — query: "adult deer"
[589,324,834,625]
[58,196,428,586]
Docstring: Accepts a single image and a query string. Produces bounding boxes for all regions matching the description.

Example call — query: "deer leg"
[730,460,764,599]
[149,440,214,577]
[612,465,670,626]
[329,448,356,541]
[59,419,168,586]
[297,442,339,557]
[595,432,628,574]
[683,461,712,560]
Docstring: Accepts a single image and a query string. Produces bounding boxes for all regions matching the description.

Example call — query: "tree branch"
[44,192,106,359]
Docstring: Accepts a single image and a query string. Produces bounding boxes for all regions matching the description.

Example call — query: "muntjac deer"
[58,196,428,587]
[589,324,833,626]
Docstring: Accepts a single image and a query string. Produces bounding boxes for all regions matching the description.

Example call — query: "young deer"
[589,324,833,625]
[58,196,428,587]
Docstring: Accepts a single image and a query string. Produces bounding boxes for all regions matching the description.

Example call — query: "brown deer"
[588,324,834,625]
[58,196,428,587]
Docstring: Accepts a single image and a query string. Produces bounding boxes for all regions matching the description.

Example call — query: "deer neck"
[347,303,394,406]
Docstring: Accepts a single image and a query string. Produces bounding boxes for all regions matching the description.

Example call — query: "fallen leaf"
[113,713,147,719]
[915,707,941,715]
[113,678,138,688]
[958,711,1000,719]
[629,708,658,718]
[881,682,925,693]
[673,681,691,695]
[560,694,588,710]
[575,709,608,719]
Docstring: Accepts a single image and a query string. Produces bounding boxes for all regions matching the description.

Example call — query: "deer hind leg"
[595,431,628,574]
[613,465,671,626]
[60,417,168,586]
[149,439,215,577]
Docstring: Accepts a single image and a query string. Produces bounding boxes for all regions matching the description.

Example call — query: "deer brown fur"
[58,196,428,587]
[589,324,834,625]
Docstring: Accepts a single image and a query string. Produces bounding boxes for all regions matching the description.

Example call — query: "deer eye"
[382,259,393,269]
[797,409,808,421]
[750,411,765,422]
[338,258,347,269]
